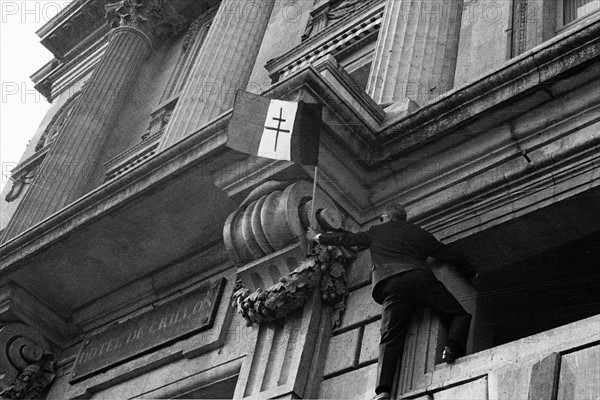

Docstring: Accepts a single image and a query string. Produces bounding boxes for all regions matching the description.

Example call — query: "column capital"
[105,0,187,42]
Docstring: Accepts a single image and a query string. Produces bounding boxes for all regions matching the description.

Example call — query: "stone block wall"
[318,250,383,399]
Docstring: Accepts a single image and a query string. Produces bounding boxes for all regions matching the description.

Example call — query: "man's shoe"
[442,346,465,363]
[371,392,391,400]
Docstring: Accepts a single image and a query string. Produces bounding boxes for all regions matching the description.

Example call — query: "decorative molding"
[231,245,353,329]
[233,275,328,399]
[223,180,342,265]
[161,6,216,101]
[313,55,386,124]
[227,180,353,329]
[328,0,367,20]
[0,283,73,347]
[0,323,56,399]
[105,0,188,41]
[181,5,217,53]
[4,149,48,189]
[4,147,49,203]
[267,0,385,83]
[516,0,529,55]
[0,353,56,400]
[104,98,178,181]
[302,0,382,42]
[32,38,109,103]
[3,172,34,204]
[104,133,161,181]
[39,0,110,61]
[2,26,599,327]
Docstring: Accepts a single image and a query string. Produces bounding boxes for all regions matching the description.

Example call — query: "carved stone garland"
[231,245,355,328]
[0,323,56,400]
[0,354,56,400]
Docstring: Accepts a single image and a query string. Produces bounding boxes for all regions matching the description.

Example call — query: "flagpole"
[311,165,318,228]
[306,165,319,254]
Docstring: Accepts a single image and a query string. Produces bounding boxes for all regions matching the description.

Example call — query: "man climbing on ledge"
[307,203,477,400]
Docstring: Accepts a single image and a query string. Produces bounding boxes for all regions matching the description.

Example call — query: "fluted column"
[158,0,276,150]
[367,0,463,105]
[1,1,185,241]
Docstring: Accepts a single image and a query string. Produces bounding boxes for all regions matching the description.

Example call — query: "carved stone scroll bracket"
[223,180,342,266]
[231,244,355,329]
[0,323,57,400]
[105,0,188,42]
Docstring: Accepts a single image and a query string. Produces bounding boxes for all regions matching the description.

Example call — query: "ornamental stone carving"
[40,0,108,60]
[302,0,381,41]
[0,323,56,400]
[223,180,342,265]
[35,91,81,152]
[231,244,354,328]
[225,180,353,328]
[327,0,365,19]
[105,0,187,40]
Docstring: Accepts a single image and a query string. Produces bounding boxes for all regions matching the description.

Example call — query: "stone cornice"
[0,282,72,347]
[2,18,600,330]
[0,66,374,278]
[266,0,385,83]
[374,16,600,165]
[7,148,49,181]
[37,0,111,61]
[3,26,600,266]
[33,0,219,95]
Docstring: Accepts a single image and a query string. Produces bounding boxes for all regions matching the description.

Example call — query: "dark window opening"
[348,62,373,91]
[472,230,600,351]
[172,374,238,399]
[336,32,378,92]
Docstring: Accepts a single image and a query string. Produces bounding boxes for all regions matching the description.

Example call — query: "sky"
[0,1,73,192]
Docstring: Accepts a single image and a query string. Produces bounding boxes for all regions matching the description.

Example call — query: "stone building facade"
[1,0,599,398]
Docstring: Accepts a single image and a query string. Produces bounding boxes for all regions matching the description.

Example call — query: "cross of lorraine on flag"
[227,90,322,166]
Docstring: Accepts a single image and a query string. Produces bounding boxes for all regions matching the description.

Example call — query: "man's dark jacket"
[318,220,475,304]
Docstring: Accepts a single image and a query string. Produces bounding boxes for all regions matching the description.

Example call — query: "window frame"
[557,0,600,30]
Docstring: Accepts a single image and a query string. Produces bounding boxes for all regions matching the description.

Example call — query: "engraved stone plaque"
[69,277,226,383]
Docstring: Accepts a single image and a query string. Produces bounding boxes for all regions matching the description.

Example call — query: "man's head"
[379,203,407,223]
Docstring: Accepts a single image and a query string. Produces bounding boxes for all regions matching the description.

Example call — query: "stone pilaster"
[1,1,185,241]
[367,0,464,106]
[158,0,276,150]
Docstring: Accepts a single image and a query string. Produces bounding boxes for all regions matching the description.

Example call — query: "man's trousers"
[375,269,472,393]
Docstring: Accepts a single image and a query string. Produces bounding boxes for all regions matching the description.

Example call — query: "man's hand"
[306,227,320,242]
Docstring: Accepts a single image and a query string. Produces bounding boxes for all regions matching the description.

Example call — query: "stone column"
[158,0,276,150]
[1,1,185,241]
[367,0,463,106]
